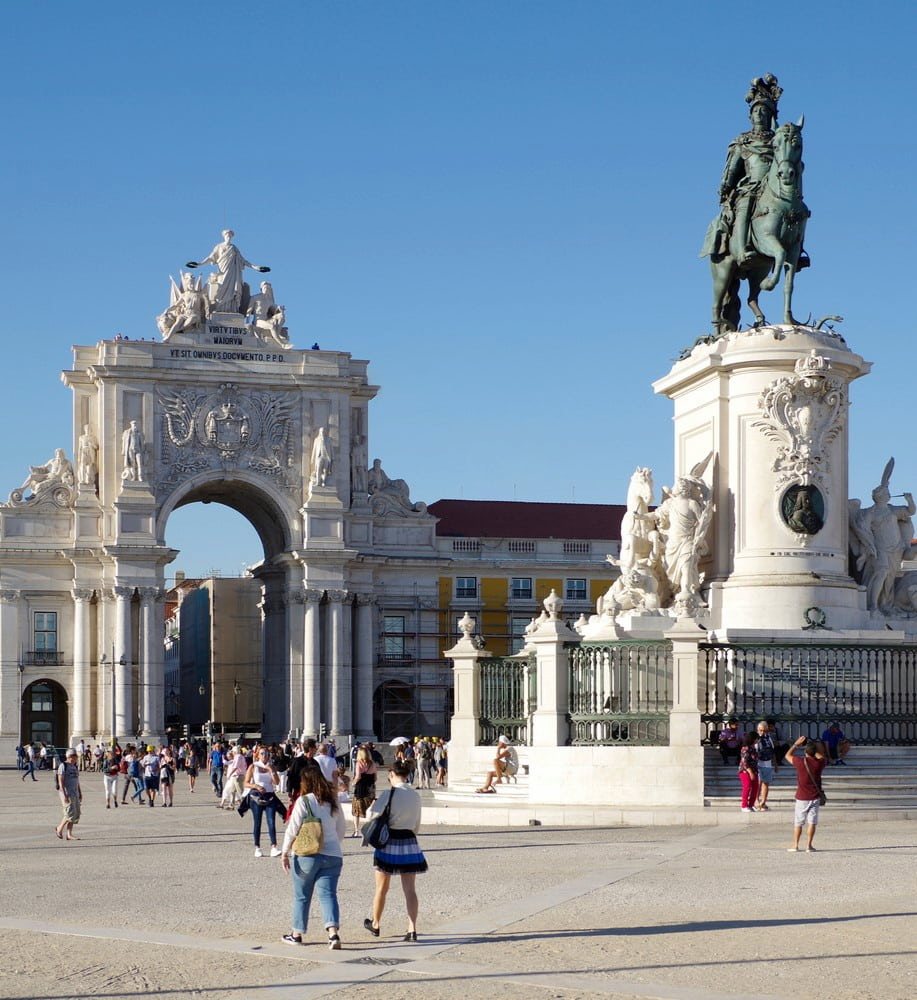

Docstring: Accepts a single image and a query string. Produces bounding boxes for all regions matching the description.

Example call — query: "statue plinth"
[654,324,873,632]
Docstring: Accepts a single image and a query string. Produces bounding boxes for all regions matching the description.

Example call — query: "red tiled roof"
[428,499,625,540]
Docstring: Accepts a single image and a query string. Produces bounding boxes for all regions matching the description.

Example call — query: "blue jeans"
[291,853,343,934]
[250,796,279,848]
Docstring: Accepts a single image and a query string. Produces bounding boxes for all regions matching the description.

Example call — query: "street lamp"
[100,651,127,747]
[233,679,241,727]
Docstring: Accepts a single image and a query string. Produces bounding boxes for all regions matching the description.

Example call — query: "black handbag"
[362,787,395,848]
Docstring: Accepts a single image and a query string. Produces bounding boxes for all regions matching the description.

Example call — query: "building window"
[456,577,477,599]
[31,683,54,713]
[510,578,533,600]
[383,615,406,659]
[510,617,530,654]
[34,612,58,652]
[565,578,587,601]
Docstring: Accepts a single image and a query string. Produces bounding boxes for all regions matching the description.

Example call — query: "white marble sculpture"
[121,420,145,482]
[7,449,75,506]
[186,230,270,314]
[849,458,916,614]
[657,471,714,614]
[77,425,99,488]
[309,427,333,488]
[367,458,428,516]
[157,272,207,340]
[246,281,289,346]
[350,432,368,496]
[597,456,714,621]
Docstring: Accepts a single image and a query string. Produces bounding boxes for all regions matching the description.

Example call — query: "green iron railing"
[479,656,536,746]
[701,642,917,746]
[567,640,673,746]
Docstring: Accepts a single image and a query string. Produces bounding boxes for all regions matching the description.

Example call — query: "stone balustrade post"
[529,590,580,748]
[443,613,493,784]
[666,619,705,748]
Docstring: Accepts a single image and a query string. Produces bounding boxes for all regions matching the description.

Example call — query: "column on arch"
[113,586,134,741]
[139,587,164,743]
[287,585,306,738]
[71,589,94,740]
[301,588,323,739]
[258,568,289,741]
[326,590,351,738]
[0,590,22,747]
[354,594,376,740]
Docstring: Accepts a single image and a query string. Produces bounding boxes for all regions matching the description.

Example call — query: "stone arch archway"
[22,678,69,751]
[0,300,392,758]
[157,472,304,741]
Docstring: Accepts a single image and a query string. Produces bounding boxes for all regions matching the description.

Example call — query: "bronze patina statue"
[701,75,810,335]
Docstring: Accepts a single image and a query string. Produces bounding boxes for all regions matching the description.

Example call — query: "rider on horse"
[701,74,783,265]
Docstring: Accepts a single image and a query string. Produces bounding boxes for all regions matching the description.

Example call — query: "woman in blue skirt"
[362,760,427,941]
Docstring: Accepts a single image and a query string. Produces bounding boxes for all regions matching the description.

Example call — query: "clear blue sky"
[2,2,915,580]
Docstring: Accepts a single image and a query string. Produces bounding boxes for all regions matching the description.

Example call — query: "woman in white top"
[281,766,346,948]
[244,747,282,858]
[362,761,428,942]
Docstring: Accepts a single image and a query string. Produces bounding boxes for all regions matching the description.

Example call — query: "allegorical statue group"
[701,74,810,335]
[156,230,289,347]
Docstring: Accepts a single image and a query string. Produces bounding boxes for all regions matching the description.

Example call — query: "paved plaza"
[2,768,916,1000]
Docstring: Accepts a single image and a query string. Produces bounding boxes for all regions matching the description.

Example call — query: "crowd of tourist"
[30,732,447,947]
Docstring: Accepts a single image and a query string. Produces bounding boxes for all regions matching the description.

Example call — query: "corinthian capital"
[326,589,349,604]
[113,586,134,600]
[72,588,95,602]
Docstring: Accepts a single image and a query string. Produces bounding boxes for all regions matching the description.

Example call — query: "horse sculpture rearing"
[707,118,810,336]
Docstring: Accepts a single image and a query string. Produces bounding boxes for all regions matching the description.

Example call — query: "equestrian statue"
[701,75,811,336]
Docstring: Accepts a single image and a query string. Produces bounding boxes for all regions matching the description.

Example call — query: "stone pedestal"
[654,325,872,632]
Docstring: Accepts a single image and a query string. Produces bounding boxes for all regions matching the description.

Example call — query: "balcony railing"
[23,650,66,666]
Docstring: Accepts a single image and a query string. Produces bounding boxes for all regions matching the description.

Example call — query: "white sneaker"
[254,847,264,858]
[270,846,282,857]
[741,807,753,813]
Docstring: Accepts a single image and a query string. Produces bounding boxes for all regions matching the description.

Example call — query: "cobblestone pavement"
[3,769,917,999]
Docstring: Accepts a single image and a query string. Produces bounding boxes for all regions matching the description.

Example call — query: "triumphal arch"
[0,232,435,754]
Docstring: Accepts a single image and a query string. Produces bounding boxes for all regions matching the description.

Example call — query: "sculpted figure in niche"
[121,420,145,482]
[351,432,368,495]
[157,272,206,340]
[186,230,270,314]
[77,425,99,488]
[849,458,917,613]
[309,427,333,488]
[13,449,75,501]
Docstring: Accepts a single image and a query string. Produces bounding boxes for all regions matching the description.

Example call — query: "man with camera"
[785,736,827,852]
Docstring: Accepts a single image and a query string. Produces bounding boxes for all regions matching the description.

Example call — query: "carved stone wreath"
[753,351,847,491]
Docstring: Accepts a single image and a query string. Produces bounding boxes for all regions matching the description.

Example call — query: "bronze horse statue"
[706,119,810,336]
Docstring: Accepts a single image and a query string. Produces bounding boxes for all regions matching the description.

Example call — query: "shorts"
[794,797,820,827]
[144,776,160,791]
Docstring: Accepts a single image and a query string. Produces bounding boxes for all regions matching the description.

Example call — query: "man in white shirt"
[315,743,339,791]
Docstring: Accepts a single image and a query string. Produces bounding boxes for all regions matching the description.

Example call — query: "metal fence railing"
[479,656,536,746]
[701,642,917,745]
[567,640,673,746]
